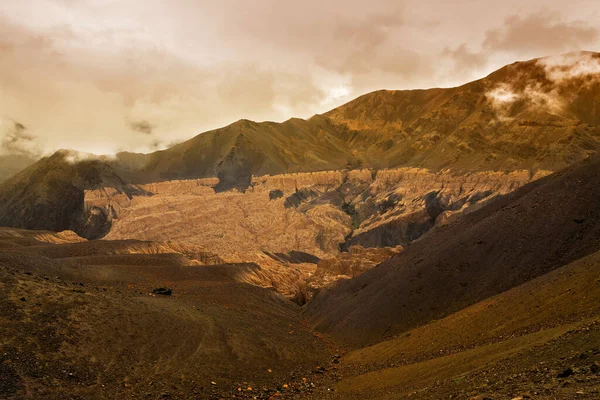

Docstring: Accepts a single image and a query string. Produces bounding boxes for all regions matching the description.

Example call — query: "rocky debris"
[305,245,403,300]
[557,367,574,378]
[334,320,600,399]
[269,189,284,200]
[152,287,172,296]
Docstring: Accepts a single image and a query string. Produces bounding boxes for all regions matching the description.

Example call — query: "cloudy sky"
[0,0,599,156]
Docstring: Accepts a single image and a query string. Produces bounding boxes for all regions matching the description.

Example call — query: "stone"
[557,368,574,378]
[152,288,173,296]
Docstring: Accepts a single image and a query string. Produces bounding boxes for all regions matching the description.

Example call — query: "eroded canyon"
[83,167,548,300]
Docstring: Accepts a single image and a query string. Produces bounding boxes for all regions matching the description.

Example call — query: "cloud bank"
[485,51,600,120]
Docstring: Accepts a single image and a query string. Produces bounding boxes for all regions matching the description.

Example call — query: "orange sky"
[0,0,599,156]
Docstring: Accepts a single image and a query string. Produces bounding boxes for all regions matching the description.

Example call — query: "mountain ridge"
[1,51,600,241]
[105,51,600,187]
[2,50,599,186]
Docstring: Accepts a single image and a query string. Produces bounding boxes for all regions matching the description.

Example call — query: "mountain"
[324,51,600,172]
[0,51,598,271]
[114,117,356,191]
[0,150,148,240]
[0,153,36,183]
[109,51,600,190]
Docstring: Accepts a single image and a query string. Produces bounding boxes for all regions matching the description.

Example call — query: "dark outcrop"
[0,151,148,239]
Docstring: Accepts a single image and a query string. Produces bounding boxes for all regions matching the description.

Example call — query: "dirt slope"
[310,248,600,399]
[0,236,329,400]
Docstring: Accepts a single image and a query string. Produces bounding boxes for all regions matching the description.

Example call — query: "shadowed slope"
[307,248,600,399]
[0,151,148,239]
[306,156,600,347]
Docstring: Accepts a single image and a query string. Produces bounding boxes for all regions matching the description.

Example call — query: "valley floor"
[1,227,600,399]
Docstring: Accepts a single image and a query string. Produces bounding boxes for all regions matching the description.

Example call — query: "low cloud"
[487,84,520,106]
[486,84,522,122]
[538,51,600,83]
[486,80,568,121]
[129,120,153,135]
[0,120,41,158]
[484,12,598,55]
[485,51,600,120]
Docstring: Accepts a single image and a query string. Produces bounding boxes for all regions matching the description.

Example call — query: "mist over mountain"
[88,52,596,190]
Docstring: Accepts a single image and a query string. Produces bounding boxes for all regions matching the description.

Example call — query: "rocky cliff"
[97,167,541,255]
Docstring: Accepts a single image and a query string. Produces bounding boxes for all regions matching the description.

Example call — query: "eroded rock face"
[305,245,404,301]
[83,167,546,299]
[98,181,351,258]
[347,168,551,248]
